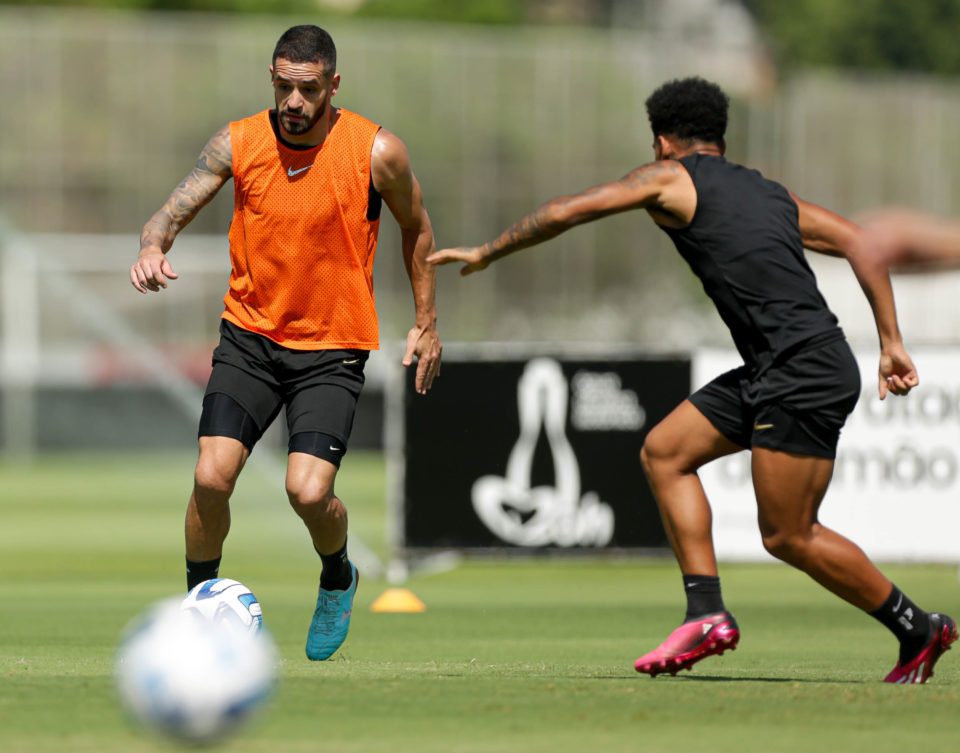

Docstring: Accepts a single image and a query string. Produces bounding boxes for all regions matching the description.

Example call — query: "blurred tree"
[16,0,960,76]
[0,0,615,24]
[355,0,523,25]
[0,0,528,21]
[1,0,320,9]
[743,0,960,75]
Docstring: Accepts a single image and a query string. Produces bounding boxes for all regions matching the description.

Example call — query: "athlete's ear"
[719,138,727,156]
[268,64,275,83]
[329,71,341,97]
[654,134,672,160]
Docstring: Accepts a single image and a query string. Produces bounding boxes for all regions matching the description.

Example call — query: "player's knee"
[640,427,678,477]
[639,442,656,479]
[286,475,336,517]
[193,457,239,499]
[761,529,811,565]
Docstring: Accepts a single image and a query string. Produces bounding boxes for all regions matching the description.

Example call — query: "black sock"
[869,585,932,664]
[317,540,352,591]
[186,555,221,591]
[683,574,726,622]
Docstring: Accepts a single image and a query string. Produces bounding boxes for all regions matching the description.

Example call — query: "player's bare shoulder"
[622,159,688,189]
[371,127,413,190]
[632,159,697,227]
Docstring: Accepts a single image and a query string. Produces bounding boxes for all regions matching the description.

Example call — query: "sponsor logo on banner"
[402,352,686,551]
[694,348,960,562]
[472,358,615,547]
[570,370,645,431]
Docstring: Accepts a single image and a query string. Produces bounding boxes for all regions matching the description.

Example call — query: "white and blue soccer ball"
[115,581,275,743]
[181,578,264,634]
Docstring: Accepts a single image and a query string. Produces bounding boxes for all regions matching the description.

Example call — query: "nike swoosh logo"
[892,593,904,612]
[342,358,359,365]
[753,423,775,430]
[287,165,312,177]
[329,445,343,452]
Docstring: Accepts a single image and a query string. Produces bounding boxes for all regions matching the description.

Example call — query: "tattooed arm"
[426,160,690,275]
[131,125,233,293]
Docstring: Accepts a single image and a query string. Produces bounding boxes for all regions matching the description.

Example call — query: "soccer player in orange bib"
[131,25,441,660]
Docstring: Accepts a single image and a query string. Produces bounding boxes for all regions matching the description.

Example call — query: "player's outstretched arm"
[858,208,960,269]
[131,125,233,294]
[427,160,684,275]
[792,193,918,399]
[372,128,442,394]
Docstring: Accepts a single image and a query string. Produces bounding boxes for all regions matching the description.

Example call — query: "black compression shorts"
[198,320,368,465]
[690,332,861,460]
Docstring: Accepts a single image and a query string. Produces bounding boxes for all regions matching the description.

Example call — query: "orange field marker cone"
[370,588,426,613]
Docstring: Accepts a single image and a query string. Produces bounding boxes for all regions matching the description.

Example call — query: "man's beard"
[280,103,324,135]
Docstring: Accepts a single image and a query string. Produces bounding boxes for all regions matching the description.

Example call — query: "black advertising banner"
[402,355,691,552]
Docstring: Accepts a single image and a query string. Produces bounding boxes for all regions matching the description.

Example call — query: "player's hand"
[403,323,442,394]
[426,246,490,277]
[131,247,179,293]
[878,342,919,399]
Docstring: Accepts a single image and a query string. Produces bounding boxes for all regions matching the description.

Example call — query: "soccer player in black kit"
[428,77,957,683]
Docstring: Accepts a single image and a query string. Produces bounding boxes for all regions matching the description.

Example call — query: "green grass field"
[1,451,958,753]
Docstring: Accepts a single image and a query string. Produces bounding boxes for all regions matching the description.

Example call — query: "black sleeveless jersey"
[659,154,841,369]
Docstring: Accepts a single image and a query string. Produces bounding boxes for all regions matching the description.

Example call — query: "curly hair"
[645,77,729,146]
[273,25,337,74]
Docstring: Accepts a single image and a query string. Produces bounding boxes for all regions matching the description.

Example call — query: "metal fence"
[4,4,925,348]
[4,7,960,453]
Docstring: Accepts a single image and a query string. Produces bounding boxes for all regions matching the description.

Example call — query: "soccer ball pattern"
[181,578,264,634]
[115,586,275,742]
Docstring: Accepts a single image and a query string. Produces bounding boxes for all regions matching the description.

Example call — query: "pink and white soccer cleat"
[884,613,957,684]
[635,611,740,677]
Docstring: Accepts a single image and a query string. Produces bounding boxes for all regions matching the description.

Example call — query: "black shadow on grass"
[675,675,866,684]
[576,674,866,684]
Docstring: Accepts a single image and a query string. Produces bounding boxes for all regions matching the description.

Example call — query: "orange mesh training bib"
[224,108,381,350]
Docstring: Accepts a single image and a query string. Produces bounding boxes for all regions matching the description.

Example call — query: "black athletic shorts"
[198,319,369,464]
[689,332,861,459]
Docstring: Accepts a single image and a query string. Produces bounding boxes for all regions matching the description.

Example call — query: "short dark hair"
[272,25,337,73]
[645,77,729,146]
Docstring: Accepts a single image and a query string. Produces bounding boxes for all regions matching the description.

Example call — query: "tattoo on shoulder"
[622,160,680,187]
[196,125,232,177]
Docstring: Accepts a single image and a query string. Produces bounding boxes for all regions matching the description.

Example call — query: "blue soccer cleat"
[305,562,359,661]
